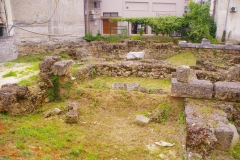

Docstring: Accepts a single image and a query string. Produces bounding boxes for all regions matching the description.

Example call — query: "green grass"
[80,76,171,92]
[7,53,50,64]
[2,71,18,78]
[166,52,199,66]
[130,36,177,44]
[230,142,240,159]
[18,75,39,86]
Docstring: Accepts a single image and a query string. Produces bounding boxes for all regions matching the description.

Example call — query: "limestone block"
[66,111,78,123]
[215,122,234,151]
[135,115,150,124]
[178,41,187,47]
[214,82,240,102]
[177,66,190,83]
[126,51,145,60]
[53,60,73,76]
[66,101,78,123]
[201,38,210,45]
[127,83,140,91]
[112,82,127,90]
[171,78,213,99]
[229,123,239,147]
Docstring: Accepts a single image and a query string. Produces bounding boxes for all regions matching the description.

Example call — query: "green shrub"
[83,32,96,42]
[47,75,61,101]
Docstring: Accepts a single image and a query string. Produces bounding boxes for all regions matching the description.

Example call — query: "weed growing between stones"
[157,103,172,123]
[47,75,61,102]
[213,50,218,57]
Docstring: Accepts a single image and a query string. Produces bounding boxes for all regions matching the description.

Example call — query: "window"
[103,13,118,17]
[93,2,100,8]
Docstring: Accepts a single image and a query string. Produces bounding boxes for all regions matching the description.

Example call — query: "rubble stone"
[135,115,150,124]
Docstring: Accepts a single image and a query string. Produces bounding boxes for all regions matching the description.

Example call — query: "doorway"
[102,12,118,34]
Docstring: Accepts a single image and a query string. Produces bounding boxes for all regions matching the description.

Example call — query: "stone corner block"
[53,60,73,76]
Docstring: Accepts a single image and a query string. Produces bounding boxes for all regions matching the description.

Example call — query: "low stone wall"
[179,39,240,51]
[74,60,176,80]
[0,36,18,63]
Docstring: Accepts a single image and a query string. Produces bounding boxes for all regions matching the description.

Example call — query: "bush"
[83,32,96,42]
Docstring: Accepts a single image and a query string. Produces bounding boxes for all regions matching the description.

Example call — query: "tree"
[183,2,216,42]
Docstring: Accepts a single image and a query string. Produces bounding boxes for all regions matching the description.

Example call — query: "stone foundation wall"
[74,60,176,80]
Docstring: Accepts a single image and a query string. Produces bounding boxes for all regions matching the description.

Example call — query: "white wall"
[9,0,85,39]
[215,0,240,42]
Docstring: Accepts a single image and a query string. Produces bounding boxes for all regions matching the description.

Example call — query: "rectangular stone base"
[171,78,213,99]
[214,82,240,102]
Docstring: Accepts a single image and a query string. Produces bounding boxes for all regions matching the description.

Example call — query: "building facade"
[85,0,186,35]
[214,0,240,42]
[0,0,85,39]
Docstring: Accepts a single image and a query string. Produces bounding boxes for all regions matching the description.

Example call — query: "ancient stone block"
[53,60,73,76]
[201,38,210,45]
[112,82,127,90]
[66,101,78,123]
[178,41,187,47]
[214,82,240,102]
[126,51,145,60]
[215,122,234,151]
[177,65,190,83]
[229,123,239,147]
[127,83,140,91]
[171,78,213,99]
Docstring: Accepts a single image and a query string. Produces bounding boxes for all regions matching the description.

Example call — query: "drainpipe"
[222,0,230,42]
[84,0,87,35]
[3,0,9,36]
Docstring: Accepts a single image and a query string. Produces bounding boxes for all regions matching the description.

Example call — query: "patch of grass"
[47,75,61,102]
[21,149,32,157]
[157,103,172,123]
[166,52,199,66]
[15,139,26,149]
[9,53,50,63]
[2,71,17,78]
[214,61,224,66]
[178,111,185,124]
[213,50,218,56]
[18,79,32,86]
[17,74,39,86]
[80,76,171,92]
[68,146,84,156]
[25,63,39,71]
[92,79,108,90]
[230,142,240,159]
[59,52,70,59]
[3,62,15,68]
[130,36,176,44]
